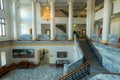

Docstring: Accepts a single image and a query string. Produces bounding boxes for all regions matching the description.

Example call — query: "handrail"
[59,61,91,80]
[103,72,120,75]
[85,38,102,66]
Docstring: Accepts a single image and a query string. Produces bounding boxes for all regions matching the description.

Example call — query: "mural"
[13,49,34,58]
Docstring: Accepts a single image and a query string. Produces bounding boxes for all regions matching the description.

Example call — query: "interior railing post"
[88,64,90,75]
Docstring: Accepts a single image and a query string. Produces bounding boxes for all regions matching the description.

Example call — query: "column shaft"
[31,0,37,40]
[68,1,73,40]
[86,0,95,39]
[101,0,112,43]
[36,2,42,34]
[13,0,19,40]
[50,0,55,40]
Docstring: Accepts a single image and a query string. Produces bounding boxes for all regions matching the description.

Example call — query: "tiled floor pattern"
[0,64,63,80]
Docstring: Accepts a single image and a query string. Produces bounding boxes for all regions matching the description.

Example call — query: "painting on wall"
[12,49,34,58]
[57,51,67,58]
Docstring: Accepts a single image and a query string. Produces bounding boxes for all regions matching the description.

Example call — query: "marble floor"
[0,64,63,80]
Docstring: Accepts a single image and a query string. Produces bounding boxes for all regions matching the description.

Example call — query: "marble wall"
[19,34,69,41]
[91,34,119,44]
[93,42,120,73]
[19,34,32,41]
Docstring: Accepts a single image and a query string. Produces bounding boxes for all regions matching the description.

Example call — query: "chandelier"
[41,6,51,21]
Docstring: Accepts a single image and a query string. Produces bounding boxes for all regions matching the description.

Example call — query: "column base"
[68,38,73,41]
[32,38,37,41]
[50,38,55,41]
[14,38,19,41]
[100,40,108,45]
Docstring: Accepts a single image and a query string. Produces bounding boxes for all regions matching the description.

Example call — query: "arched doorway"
[37,49,50,65]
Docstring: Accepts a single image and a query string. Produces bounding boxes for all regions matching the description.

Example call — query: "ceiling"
[39,0,86,10]
[18,0,104,17]
[38,0,104,10]
[38,0,104,17]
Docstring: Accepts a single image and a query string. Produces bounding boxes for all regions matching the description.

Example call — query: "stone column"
[101,0,112,44]
[36,2,42,34]
[31,0,37,40]
[50,0,55,40]
[86,0,95,39]
[12,0,19,40]
[68,0,73,40]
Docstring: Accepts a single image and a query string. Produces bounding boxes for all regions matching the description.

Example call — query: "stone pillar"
[68,0,73,40]
[86,0,95,39]
[36,2,42,34]
[31,0,37,40]
[12,0,19,40]
[101,0,112,44]
[50,0,55,40]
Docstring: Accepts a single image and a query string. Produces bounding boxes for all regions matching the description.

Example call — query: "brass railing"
[59,61,91,80]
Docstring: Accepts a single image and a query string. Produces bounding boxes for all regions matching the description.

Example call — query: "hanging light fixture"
[41,0,51,21]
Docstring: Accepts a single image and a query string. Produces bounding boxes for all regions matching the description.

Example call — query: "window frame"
[0,17,6,37]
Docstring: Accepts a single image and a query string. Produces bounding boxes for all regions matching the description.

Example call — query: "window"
[57,52,67,58]
[0,18,6,36]
[0,0,4,10]
[1,51,6,66]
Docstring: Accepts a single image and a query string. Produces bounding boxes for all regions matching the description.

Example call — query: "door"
[82,30,86,38]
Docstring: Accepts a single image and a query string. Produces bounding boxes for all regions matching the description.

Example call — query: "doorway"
[38,49,50,65]
[82,30,86,38]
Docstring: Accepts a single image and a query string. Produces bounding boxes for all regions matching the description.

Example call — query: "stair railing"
[59,61,91,80]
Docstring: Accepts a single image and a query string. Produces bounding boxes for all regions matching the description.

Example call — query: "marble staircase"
[79,39,108,78]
